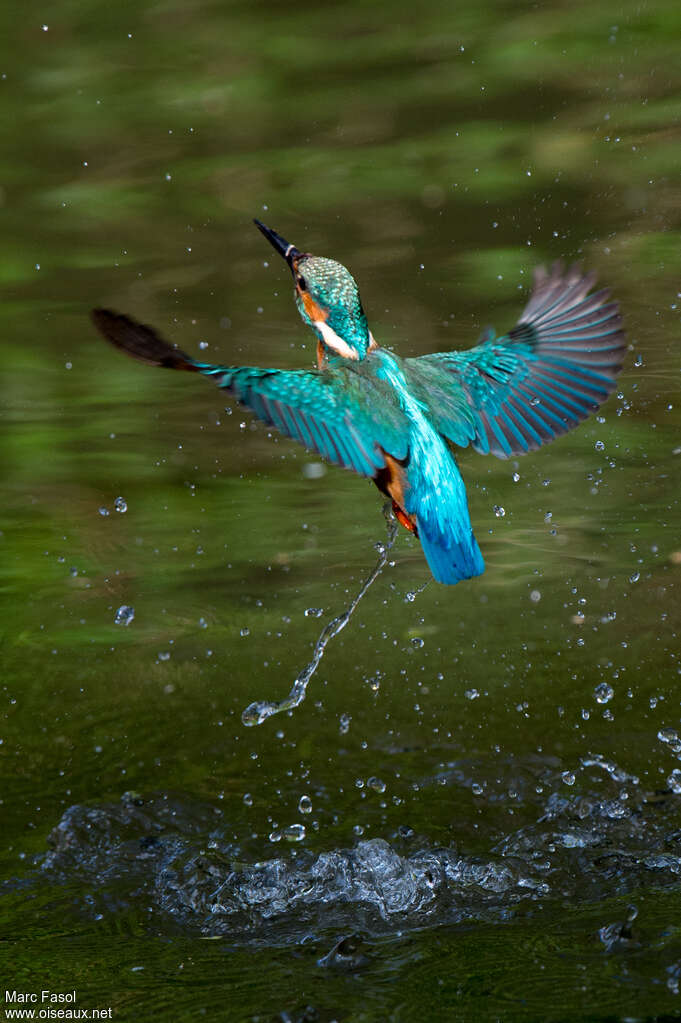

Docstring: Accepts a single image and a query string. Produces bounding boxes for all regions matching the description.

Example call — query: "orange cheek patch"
[299,290,327,323]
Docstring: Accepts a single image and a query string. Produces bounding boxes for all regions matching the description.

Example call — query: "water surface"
[2,1,681,1019]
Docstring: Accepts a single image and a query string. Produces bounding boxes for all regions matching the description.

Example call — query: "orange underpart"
[373,451,419,536]
[393,502,417,534]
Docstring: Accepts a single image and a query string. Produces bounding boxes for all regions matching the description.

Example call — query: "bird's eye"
[297,275,307,291]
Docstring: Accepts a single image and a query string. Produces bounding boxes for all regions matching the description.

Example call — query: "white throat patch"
[314,320,360,360]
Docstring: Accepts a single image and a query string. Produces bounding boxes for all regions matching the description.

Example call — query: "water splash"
[241,503,399,726]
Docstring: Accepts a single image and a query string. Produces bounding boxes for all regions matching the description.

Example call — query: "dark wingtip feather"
[91,309,198,371]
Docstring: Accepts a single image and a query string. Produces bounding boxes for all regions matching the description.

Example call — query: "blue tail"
[418,523,485,585]
[405,434,486,585]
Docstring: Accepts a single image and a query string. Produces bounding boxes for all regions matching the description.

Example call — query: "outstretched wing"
[92,310,407,477]
[404,262,626,459]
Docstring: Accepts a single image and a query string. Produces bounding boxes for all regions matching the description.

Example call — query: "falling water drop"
[114,605,135,626]
[242,702,272,727]
[283,824,306,842]
[658,728,681,753]
[667,769,681,794]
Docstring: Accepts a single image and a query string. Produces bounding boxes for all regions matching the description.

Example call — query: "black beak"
[253,219,301,266]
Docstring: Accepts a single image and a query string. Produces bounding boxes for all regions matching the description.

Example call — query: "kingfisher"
[92,220,625,584]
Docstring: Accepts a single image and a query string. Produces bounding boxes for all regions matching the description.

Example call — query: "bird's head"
[254,219,373,361]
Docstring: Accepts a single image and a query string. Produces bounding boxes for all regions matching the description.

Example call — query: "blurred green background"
[2,0,681,1019]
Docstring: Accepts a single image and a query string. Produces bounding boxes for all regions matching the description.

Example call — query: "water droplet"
[411,636,424,648]
[304,607,323,618]
[562,771,576,786]
[668,768,681,794]
[282,823,305,842]
[494,505,505,518]
[594,682,614,704]
[512,472,520,483]
[158,651,171,661]
[471,782,483,796]
[629,571,640,584]
[658,728,681,753]
[595,440,605,452]
[529,396,541,406]
[302,461,326,480]
[465,688,480,700]
[242,701,274,727]
[367,776,386,794]
[530,589,541,603]
[98,506,110,517]
[198,617,207,629]
[339,713,351,735]
[114,605,135,626]
[404,591,416,603]
[243,792,253,807]
[240,626,250,637]
[114,496,127,513]
[298,795,312,814]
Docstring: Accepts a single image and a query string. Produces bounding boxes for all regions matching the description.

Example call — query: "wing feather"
[92,308,408,474]
[405,262,625,459]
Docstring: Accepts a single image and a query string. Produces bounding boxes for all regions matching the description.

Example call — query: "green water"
[3,0,681,1019]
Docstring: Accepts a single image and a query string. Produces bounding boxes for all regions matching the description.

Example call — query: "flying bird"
[92,220,625,584]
